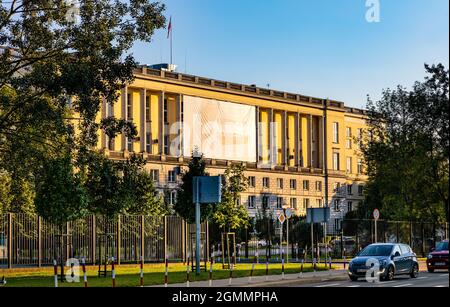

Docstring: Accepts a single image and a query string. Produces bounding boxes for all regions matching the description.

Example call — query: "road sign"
[306,207,330,224]
[193,176,222,204]
[285,208,292,219]
[373,209,380,221]
[278,213,286,224]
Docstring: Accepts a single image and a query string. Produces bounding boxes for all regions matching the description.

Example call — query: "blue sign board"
[193,176,222,204]
[306,207,331,224]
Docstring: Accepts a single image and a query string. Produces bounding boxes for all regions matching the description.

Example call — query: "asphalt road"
[291,271,449,288]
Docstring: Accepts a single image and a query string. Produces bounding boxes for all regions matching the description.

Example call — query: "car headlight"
[427,254,433,260]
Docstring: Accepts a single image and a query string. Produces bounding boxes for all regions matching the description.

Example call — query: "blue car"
[348,243,419,282]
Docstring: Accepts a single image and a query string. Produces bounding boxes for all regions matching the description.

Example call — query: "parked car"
[348,243,419,282]
[427,240,449,273]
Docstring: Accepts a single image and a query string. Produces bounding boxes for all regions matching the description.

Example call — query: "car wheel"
[349,276,358,282]
[385,266,395,281]
[410,264,419,278]
[427,268,434,273]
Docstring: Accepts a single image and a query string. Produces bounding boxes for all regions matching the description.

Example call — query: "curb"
[238,273,349,288]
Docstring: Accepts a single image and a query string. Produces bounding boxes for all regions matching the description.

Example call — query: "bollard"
[265,256,269,281]
[209,254,214,287]
[249,254,257,283]
[343,255,347,270]
[281,250,285,280]
[228,255,234,286]
[186,257,190,288]
[313,257,317,277]
[164,257,169,287]
[82,258,88,288]
[298,258,304,279]
[53,259,58,288]
[140,256,144,287]
[111,257,116,288]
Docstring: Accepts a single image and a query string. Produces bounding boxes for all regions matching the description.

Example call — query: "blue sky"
[131,0,449,109]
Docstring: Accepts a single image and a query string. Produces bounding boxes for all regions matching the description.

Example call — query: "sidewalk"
[150,269,348,288]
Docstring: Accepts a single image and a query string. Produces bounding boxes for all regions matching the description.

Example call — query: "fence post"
[66,221,71,259]
[7,213,12,269]
[38,216,42,268]
[182,219,186,264]
[117,216,121,265]
[206,220,209,264]
[92,215,96,265]
[141,215,145,263]
[164,216,167,262]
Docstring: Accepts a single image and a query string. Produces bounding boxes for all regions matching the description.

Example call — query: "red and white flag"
[167,17,172,39]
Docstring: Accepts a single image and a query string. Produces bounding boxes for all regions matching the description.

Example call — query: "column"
[176,94,183,157]
[159,91,165,155]
[295,113,300,167]
[140,88,147,153]
[101,98,107,150]
[308,114,313,168]
[256,106,260,163]
[269,109,275,167]
[121,87,128,151]
[282,111,288,166]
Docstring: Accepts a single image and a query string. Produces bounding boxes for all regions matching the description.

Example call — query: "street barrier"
[53,259,58,288]
[111,257,116,288]
[82,258,88,287]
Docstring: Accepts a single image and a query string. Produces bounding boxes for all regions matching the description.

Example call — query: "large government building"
[93,65,368,235]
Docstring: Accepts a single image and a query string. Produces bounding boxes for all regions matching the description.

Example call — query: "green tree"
[174,152,211,223]
[361,64,449,232]
[35,155,89,229]
[213,164,250,232]
[1,0,166,212]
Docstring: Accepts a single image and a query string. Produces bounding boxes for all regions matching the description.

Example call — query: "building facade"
[92,66,368,235]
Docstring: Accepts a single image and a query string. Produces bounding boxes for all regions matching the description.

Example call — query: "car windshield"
[359,245,393,257]
[436,241,449,251]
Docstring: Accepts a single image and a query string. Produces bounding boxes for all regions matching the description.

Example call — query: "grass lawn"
[1,262,332,287]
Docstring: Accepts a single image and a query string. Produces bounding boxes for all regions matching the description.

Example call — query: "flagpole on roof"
[168,16,173,65]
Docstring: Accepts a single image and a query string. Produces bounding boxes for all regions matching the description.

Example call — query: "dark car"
[348,243,419,282]
[427,240,449,273]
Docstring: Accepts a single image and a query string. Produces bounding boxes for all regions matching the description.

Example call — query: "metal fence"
[0,214,208,268]
[338,219,449,258]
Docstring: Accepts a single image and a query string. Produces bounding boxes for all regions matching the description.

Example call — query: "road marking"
[315,283,341,288]
[394,284,413,288]
[417,277,428,280]
[440,274,449,277]
[347,285,361,287]
[435,285,447,288]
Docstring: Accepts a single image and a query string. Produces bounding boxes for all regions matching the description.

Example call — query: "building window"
[290,179,297,190]
[127,137,133,152]
[335,219,341,231]
[164,135,169,155]
[276,197,283,209]
[263,177,270,189]
[248,196,256,209]
[108,136,115,151]
[346,157,352,174]
[357,159,363,175]
[235,196,241,206]
[290,198,297,210]
[315,181,322,192]
[146,133,152,154]
[303,180,310,191]
[346,127,352,138]
[277,178,284,189]
[347,201,353,213]
[347,184,353,195]
[168,191,177,206]
[168,170,176,183]
[248,176,256,188]
[150,170,159,183]
[333,122,339,143]
[317,199,323,207]
[303,198,310,210]
[262,196,269,210]
[346,139,352,149]
[334,199,340,211]
[333,152,340,171]
[358,185,364,196]
[127,93,133,120]
[145,96,151,122]
[333,182,341,194]
[163,98,168,124]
